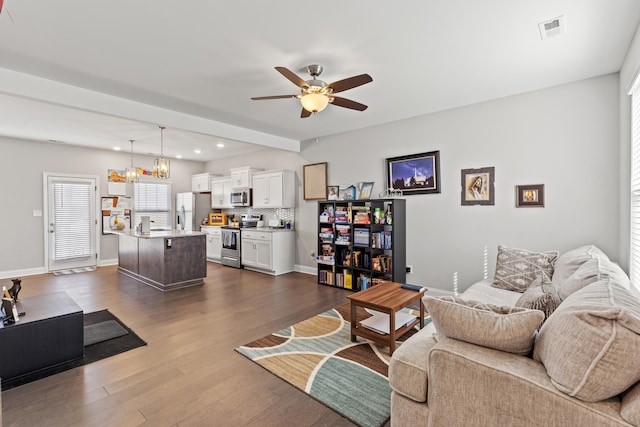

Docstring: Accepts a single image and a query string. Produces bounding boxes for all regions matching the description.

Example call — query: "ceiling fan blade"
[328,74,372,93]
[331,96,368,111]
[301,108,312,118]
[251,95,297,100]
[275,67,309,88]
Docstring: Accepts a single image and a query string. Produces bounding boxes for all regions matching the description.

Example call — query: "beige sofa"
[389,245,640,427]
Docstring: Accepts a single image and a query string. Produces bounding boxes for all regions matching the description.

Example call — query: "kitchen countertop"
[108,229,206,239]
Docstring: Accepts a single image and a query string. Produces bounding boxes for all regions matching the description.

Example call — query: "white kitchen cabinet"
[201,226,222,262]
[252,169,295,208]
[229,166,262,188]
[211,177,233,208]
[241,230,295,275]
[192,173,212,192]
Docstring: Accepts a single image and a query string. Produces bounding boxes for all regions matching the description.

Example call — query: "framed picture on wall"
[516,184,545,207]
[461,167,495,206]
[303,162,328,200]
[386,151,441,195]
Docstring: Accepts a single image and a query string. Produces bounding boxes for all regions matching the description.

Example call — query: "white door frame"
[43,172,101,272]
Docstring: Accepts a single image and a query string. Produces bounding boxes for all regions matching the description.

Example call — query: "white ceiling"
[0,0,639,162]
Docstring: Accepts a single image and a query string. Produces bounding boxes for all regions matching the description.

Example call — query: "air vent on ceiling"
[538,15,565,40]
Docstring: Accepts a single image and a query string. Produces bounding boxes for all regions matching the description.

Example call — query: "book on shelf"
[351,206,371,224]
[334,206,350,224]
[319,227,334,240]
[318,269,334,285]
[371,231,392,249]
[335,224,351,244]
[360,310,417,335]
[371,255,392,273]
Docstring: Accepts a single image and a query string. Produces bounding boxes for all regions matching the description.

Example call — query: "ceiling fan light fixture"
[301,92,329,113]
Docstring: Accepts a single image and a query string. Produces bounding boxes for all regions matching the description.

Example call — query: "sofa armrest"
[389,328,438,402]
[427,338,630,426]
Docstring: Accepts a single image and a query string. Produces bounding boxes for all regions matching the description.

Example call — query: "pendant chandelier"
[125,139,139,183]
[154,125,170,179]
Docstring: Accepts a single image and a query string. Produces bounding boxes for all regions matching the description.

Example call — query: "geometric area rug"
[235,303,431,427]
[1,309,147,391]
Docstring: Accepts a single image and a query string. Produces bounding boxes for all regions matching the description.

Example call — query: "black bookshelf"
[316,198,406,291]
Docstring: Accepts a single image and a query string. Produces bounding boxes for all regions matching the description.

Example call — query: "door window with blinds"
[630,76,640,287]
[134,182,172,230]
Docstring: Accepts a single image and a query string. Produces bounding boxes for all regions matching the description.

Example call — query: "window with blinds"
[53,182,92,260]
[134,182,172,229]
[630,78,640,286]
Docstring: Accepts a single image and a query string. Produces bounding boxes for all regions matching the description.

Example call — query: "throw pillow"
[492,245,559,292]
[558,257,631,300]
[515,273,561,327]
[423,295,544,356]
[551,245,607,290]
[533,279,640,402]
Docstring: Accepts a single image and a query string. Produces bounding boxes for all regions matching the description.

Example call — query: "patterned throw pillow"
[424,295,544,356]
[515,273,561,328]
[492,245,559,292]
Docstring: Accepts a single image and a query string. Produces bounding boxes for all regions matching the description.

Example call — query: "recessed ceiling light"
[176,154,183,159]
[113,147,122,151]
[194,149,202,154]
[217,143,225,148]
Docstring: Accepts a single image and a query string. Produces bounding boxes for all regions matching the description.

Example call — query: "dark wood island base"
[114,230,207,292]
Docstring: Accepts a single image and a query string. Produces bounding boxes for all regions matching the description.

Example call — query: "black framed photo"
[516,184,544,207]
[461,167,495,206]
[386,151,440,195]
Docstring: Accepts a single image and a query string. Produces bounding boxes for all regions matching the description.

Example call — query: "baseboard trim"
[294,264,316,275]
[0,267,46,280]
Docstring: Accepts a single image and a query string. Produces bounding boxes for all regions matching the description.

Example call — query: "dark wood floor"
[0,263,381,427]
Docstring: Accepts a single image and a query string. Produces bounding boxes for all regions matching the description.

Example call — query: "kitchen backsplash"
[221,207,295,226]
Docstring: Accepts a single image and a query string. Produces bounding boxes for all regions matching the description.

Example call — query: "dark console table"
[0,292,83,380]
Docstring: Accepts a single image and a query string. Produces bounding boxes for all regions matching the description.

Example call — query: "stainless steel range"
[221,227,241,268]
[220,215,261,268]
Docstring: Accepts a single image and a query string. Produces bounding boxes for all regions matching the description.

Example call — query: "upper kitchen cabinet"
[192,173,215,192]
[230,166,262,188]
[252,169,295,208]
[211,176,233,208]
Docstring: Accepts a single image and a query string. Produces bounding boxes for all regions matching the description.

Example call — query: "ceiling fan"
[251,65,373,118]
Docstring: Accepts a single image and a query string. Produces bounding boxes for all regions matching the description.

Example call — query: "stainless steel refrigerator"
[176,192,211,231]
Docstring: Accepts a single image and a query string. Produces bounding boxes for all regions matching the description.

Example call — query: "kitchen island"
[112,229,206,291]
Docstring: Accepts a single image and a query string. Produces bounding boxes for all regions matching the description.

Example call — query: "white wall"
[0,137,205,277]
[208,74,621,293]
[0,73,623,292]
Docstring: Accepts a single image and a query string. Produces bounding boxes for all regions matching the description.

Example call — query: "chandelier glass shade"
[154,126,170,179]
[125,139,139,183]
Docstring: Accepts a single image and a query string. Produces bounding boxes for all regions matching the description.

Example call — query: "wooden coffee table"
[347,281,426,355]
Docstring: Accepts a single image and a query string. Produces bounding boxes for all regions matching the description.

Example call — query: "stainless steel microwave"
[230,188,251,206]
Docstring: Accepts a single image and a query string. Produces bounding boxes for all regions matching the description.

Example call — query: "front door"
[45,174,98,272]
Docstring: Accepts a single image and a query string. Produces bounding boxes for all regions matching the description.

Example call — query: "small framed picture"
[339,185,356,200]
[358,182,374,200]
[327,185,339,200]
[461,167,495,206]
[516,184,545,207]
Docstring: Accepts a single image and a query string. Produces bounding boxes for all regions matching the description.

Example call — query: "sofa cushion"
[424,296,544,356]
[533,279,640,402]
[622,381,640,426]
[551,244,607,289]
[558,257,631,300]
[492,245,559,292]
[515,273,561,327]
